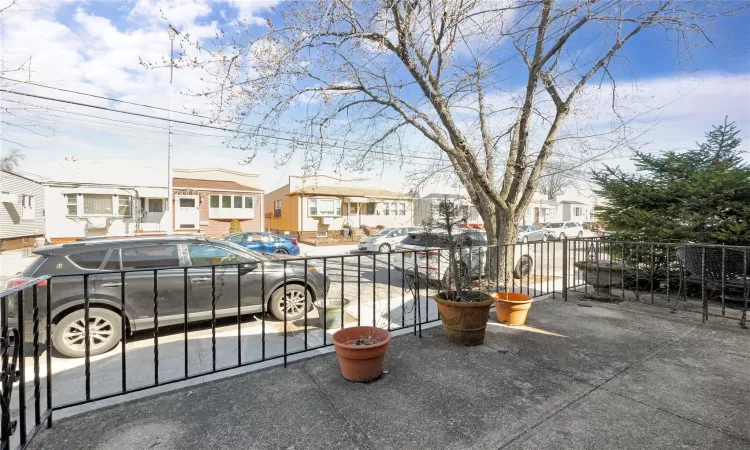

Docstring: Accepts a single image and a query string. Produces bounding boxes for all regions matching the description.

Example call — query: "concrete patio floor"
[25,292,749,450]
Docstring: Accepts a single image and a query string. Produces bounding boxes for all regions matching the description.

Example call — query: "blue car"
[223,232,301,256]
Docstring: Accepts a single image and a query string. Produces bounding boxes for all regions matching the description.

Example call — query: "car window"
[260,233,275,242]
[121,245,180,270]
[225,234,244,243]
[68,249,109,270]
[188,244,251,266]
[546,223,563,228]
[103,249,121,270]
[469,232,487,246]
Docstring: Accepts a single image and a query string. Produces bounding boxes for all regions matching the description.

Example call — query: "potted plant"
[492,292,534,325]
[427,198,494,346]
[314,298,350,329]
[332,326,391,382]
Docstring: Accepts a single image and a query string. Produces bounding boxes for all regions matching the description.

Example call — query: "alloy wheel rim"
[283,290,306,315]
[63,316,114,352]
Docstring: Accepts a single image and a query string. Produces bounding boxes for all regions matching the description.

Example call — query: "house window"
[366,202,376,215]
[21,194,34,220]
[384,203,391,215]
[209,194,254,219]
[308,198,341,217]
[66,194,78,216]
[574,207,583,216]
[83,194,113,215]
[148,198,164,213]
[398,202,406,216]
[118,196,132,217]
[274,200,282,218]
[349,203,358,214]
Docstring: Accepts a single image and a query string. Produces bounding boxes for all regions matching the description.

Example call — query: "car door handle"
[191,278,212,284]
[101,282,122,288]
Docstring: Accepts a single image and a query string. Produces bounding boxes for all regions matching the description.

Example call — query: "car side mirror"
[240,262,258,274]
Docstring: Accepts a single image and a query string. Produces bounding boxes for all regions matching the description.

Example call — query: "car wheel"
[273,248,289,255]
[53,308,122,358]
[522,236,528,244]
[514,255,533,279]
[559,233,566,241]
[577,231,583,238]
[269,285,311,321]
[542,234,548,242]
[378,243,391,253]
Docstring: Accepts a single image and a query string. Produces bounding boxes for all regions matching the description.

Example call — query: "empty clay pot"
[332,326,391,382]
[493,292,534,326]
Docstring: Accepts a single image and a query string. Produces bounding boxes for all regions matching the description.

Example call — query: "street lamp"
[166,25,178,235]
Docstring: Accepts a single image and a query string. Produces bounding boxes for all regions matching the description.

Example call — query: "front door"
[346,202,360,228]
[175,195,199,230]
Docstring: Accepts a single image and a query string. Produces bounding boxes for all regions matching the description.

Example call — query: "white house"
[0,170,45,250]
[43,159,170,243]
[521,187,599,225]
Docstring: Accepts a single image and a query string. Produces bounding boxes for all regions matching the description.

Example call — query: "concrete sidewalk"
[25,293,750,449]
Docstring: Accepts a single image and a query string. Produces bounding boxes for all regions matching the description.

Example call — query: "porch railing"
[0,238,747,449]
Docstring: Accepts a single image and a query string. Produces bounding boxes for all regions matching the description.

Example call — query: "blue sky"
[1,0,748,194]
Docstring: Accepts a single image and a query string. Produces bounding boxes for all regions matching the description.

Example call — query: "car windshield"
[370,228,391,236]
[545,223,564,228]
[518,225,530,232]
[217,240,268,260]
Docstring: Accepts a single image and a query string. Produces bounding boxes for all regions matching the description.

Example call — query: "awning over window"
[63,187,134,196]
[343,197,371,203]
[134,187,168,198]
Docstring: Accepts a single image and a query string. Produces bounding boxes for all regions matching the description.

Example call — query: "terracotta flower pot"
[433,292,494,346]
[493,292,534,326]
[332,326,391,382]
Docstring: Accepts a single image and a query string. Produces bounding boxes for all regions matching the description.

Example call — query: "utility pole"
[166,25,178,234]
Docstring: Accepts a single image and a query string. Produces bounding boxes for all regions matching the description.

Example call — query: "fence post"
[562,239,568,302]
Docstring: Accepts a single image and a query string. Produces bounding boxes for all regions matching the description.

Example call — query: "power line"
[0,76,442,158]
[1,88,447,163]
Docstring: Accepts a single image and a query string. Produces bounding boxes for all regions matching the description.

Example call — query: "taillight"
[291,240,298,246]
[6,278,47,289]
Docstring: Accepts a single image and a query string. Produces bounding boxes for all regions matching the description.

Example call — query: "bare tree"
[167,0,742,279]
[0,148,25,171]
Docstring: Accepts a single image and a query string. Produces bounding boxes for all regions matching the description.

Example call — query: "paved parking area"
[25,293,750,450]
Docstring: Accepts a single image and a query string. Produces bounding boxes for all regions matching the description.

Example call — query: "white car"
[543,221,584,240]
[395,230,533,283]
[358,227,421,253]
[517,224,546,243]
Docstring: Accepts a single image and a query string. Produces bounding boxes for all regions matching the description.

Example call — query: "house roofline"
[174,168,260,177]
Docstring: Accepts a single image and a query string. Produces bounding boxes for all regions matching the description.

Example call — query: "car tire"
[559,233,566,241]
[53,308,122,358]
[542,234,548,242]
[379,243,391,253]
[577,231,583,238]
[273,248,289,255]
[522,236,528,244]
[269,285,311,321]
[514,255,533,279]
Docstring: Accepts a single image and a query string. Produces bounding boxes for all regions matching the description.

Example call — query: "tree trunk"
[484,208,519,290]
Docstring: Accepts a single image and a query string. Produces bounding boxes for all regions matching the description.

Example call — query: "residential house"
[413,193,483,227]
[43,159,170,244]
[265,175,413,240]
[0,170,45,250]
[521,187,598,225]
[172,168,263,236]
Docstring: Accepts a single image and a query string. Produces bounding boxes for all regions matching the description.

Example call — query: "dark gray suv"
[8,236,328,358]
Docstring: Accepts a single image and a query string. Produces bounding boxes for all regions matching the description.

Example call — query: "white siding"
[0,171,45,239]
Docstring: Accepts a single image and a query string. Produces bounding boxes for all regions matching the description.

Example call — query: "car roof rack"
[61,234,209,247]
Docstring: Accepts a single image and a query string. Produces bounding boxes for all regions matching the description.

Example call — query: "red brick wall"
[198,191,262,237]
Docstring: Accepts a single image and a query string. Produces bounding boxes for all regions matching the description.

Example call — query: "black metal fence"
[0,238,747,449]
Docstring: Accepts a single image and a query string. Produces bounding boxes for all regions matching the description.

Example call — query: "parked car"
[6,236,328,358]
[395,230,534,283]
[517,224,546,243]
[358,227,421,253]
[543,222,584,240]
[224,232,300,256]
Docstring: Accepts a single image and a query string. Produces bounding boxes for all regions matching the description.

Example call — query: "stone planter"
[574,260,628,292]
[314,298,350,329]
